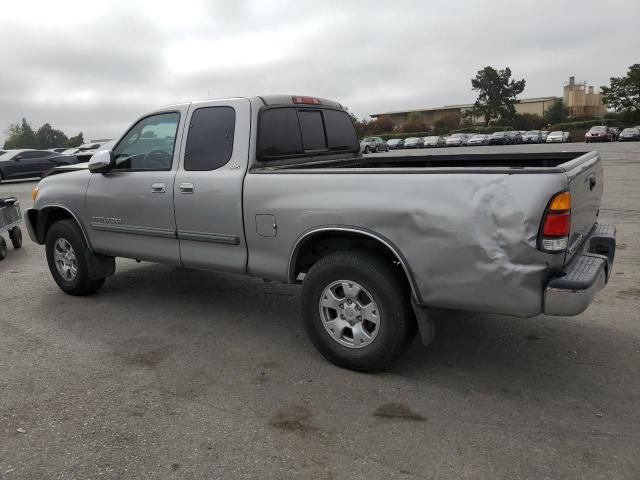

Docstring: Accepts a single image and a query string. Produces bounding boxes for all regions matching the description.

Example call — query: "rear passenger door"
[173,99,251,273]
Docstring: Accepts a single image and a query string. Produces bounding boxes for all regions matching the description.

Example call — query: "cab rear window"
[257,107,359,160]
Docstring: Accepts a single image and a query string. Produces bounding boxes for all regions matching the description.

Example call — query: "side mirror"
[88,149,114,173]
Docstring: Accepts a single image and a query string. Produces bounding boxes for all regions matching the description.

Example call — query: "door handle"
[179,182,195,194]
[586,173,596,191]
[151,182,166,193]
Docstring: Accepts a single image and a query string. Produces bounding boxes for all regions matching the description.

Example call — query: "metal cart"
[0,197,23,260]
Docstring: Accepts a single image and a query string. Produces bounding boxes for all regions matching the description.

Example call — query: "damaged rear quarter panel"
[243,170,568,317]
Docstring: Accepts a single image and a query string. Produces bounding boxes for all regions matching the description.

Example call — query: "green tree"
[3,118,38,149]
[511,113,544,130]
[36,123,69,149]
[601,64,640,120]
[471,66,526,126]
[65,132,84,148]
[543,99,566,125]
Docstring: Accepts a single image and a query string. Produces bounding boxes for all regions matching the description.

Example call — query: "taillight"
[540,191,571,252]
[292,96,321,105]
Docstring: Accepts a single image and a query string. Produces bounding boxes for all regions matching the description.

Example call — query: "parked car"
[489,131,511,145]
[585,126,610,143]
[522,130,544,143]
[0,150,76,183]
[540,131,549,142]
[546,131,569,143]
[423,136,445,148]
[403,137,425,149]
[466,134,490,146]
[360,137,389,154]
[445,133,470,147]
[386,138,405,150]
[506,131,522,144]
[618,127,640,142]
[26,94,615,371]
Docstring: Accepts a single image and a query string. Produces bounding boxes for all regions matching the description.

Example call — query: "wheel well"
[37,207,78,244]
[290,230,416,298]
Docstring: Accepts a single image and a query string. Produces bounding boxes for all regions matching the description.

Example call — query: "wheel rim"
[319,280,381,349]
[53,238,78,281]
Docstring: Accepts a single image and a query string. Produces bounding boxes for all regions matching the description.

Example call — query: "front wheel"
[364,146,370,154]
[301,251,414,371]
[45,220,105,295]
[0,237,6,260]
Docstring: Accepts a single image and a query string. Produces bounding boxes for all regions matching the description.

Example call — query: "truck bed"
[253,151,591,173]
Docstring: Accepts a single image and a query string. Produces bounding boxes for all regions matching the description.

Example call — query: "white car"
[445,133,470,147]
[546,131,569,143]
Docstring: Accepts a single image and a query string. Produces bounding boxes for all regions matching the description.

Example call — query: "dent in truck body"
[243,170,568,318]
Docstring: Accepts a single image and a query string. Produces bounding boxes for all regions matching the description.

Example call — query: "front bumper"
[543,223,616,316]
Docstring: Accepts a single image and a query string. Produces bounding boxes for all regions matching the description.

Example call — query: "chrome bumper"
[543,223,616,316]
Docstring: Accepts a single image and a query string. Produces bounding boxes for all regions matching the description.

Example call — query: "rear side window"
[185,106,235,171]
[258,107,359,160]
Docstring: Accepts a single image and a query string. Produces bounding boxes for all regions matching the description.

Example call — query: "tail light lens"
[539,191,571,252]
[292,96,321,105]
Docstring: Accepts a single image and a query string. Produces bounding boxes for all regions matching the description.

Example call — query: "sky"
[0,0,638,144]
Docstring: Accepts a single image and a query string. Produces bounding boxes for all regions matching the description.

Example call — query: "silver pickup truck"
[25,95,616,371]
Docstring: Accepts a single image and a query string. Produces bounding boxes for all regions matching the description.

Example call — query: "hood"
[43,162,89,178]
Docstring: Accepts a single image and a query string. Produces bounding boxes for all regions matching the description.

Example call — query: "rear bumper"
[543,223,616,316]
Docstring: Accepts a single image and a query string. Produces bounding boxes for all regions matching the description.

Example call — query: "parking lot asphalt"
[1,142,639,479]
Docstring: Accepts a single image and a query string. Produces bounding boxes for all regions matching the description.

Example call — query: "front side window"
[113,112,180,170]
[184,107,235,171]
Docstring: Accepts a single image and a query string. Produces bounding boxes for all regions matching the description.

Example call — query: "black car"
[506,131,522,144]
[618,127,640,142]
[0,150,76,183]
[488,131,511,145]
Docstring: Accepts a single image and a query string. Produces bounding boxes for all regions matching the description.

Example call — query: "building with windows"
[370,76,605,129]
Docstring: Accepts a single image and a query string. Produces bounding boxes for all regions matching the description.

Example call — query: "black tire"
[0,237,6,260]
[45,219,105,295]
[301,250,414,371]
[9,226,22,249]
[364,146,370,154]
[374,146,379,153]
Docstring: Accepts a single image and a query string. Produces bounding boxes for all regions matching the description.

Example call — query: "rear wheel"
[0,237,7,260]
[9,227,22,249]
[302,250,414,371]
[45,220,105,295]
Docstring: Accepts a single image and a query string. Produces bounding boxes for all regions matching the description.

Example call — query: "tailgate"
[565,152,603,262]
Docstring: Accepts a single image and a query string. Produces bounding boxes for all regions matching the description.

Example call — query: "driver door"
[85,107,188,264]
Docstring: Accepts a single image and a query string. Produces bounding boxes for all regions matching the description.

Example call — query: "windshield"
[0,151,21,161]
[526,131,538,135]
[491,132,505,137]
[388,139,401,144]
[451,133,464,138]
[622,128,639,134]
[405,137,419,142]
[549,131,563,136]
[589,126,606,133]
[362,137,376,142]
[425,136,438,140]
[471,134,483,139]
